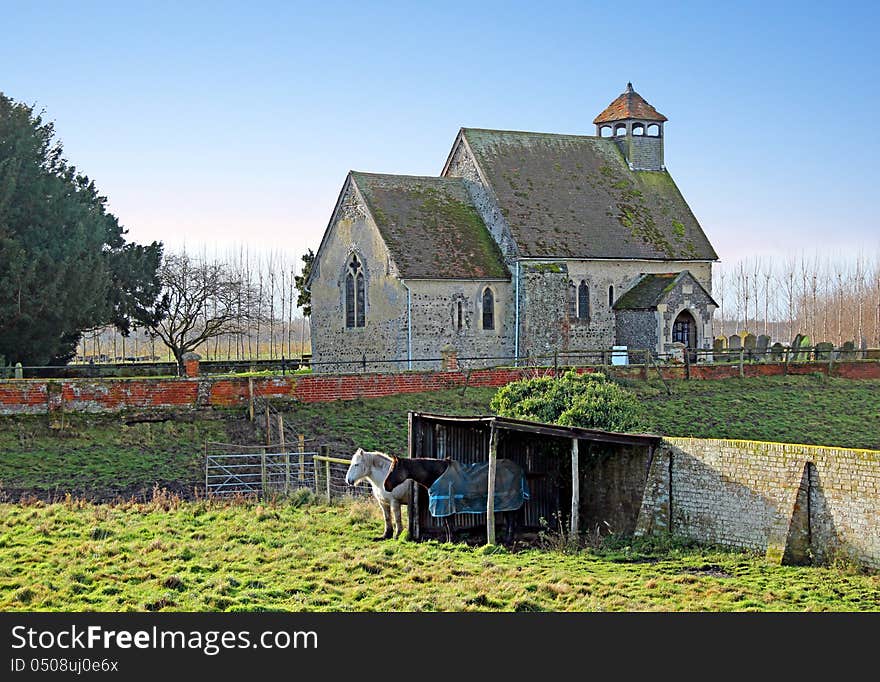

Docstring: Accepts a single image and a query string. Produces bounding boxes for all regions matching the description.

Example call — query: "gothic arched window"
[568,281,577,319]
[578,281,590,321]
[482,287,494,330]
[345,254,365,328]
[608,284,615,308]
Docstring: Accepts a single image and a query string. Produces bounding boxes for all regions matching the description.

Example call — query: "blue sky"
[2,1,878,263]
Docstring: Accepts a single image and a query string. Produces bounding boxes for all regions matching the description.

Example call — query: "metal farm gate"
[204,442,373,501]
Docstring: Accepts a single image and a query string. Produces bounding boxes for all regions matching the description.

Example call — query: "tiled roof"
[458,129,716,260]
[613,271,717,310]
[593,83,668,124]
[351,172,509,280]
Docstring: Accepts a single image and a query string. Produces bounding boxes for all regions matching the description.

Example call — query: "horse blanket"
[427,459,529,518]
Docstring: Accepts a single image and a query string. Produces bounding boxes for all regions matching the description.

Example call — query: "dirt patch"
[681,564,733,579]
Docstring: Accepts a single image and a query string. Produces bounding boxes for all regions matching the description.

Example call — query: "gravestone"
[728,334,742,351]
[861,337,868,360]
[770,342,784,361]
[712,337,726,355]
[669,342,685,363]
[756,335,771,358]
[841,340,856,361]
[815,342,834,360]
[790,334,804,360]
[14,362,23,379]
[743,333,757,351]
[798,336,812,361]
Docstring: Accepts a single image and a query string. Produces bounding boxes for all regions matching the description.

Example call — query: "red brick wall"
[0,361,878,414]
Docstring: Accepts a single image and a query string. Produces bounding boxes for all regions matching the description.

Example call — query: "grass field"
[0,415,230,501]
[1,496,877,612]
[1,375,878,501]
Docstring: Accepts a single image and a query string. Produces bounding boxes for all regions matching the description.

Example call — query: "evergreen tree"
[0,93,162,365]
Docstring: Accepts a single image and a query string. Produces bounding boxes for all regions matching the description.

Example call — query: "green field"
[1,375,878,501]
[1,497,877,612]
[0,415,230,501]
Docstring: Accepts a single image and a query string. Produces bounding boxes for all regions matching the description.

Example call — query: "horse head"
[345,448,368,486]
[382,456,404,492]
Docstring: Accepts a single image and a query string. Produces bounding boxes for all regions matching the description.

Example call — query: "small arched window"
[456,300,464,331]
[632,123,645,136]
[482,287,494,330]
[614,124,627,137]
[345,254,365,328]
[608,285,615,307]
[600,126,613,138]
[647,124,661,137]
[568,281,577,318]
[578,281,590,321]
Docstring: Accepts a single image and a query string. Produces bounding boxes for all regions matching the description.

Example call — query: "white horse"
[345,448,412,539]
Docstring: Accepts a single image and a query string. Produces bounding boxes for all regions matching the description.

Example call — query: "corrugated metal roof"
[410,412,662,447]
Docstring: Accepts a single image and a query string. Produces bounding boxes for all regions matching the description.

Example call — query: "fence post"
[204,441,208,498]
[265,403,271,447]
[279,414,289,494]
[260,448,267,497]
[486,425,497,546]
[739,349,745,378]
[320,445,331,502]
[570,438,579,539]
[248,377,254,422]
[298,433,305,482]
[684,348,690,380]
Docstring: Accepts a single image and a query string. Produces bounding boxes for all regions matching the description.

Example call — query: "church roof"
[351,172,509,280]
[593,83,668,124]
[458,128,717,260]
[613,271,717,310]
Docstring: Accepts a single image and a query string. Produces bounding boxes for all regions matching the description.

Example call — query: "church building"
[306,84,718,372]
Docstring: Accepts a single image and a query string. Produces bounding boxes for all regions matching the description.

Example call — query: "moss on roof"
[459,129,717,261]
[351,172,509,280]
[613,271,718,310]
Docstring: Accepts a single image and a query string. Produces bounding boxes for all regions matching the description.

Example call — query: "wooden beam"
[486,424,498,545]
[570,438,579,538]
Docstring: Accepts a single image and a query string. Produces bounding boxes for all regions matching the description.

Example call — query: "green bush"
[490,370,643,432]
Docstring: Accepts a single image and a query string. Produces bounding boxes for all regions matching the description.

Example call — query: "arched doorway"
[672,310,698,361]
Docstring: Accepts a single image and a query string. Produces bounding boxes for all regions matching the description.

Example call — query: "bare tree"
[147,252,261,374]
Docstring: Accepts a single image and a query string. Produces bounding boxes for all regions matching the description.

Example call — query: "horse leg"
[377,501,393,540]
[391,499,403,539]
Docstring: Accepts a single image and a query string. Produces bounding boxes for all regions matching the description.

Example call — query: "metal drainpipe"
[402,280,413,370]
[514,261,520,366]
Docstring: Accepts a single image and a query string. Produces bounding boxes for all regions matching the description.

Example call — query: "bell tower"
[594,83,667,171]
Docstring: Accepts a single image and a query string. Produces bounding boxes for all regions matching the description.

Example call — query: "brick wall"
[636,437,880,569]
[0,360,878,415]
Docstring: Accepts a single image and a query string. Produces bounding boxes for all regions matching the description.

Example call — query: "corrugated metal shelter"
[407,412,662,543]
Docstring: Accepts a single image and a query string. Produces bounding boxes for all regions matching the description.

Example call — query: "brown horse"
[382,457,451,492]
[383,456,521,543]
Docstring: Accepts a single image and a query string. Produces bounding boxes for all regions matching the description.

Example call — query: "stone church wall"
[309,186,409,373]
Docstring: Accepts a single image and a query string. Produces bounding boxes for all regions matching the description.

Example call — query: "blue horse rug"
[428,459,530,518]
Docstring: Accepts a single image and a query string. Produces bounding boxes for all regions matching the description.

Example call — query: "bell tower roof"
[593,82,667,124]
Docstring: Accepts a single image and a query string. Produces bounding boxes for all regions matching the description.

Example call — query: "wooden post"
[320,445,331,502]
[738,348,745,378]
[204,441,209,498]
[260,448,267,497]
[298,433,305,482]
[248,377,254,422]
[570,438,580,538]
[279,414,289,494]
[486,424,498,545]
[265,403,271,446]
